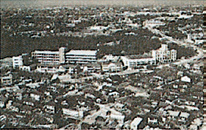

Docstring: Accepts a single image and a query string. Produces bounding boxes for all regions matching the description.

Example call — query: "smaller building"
[181,76,191,83]
[44,105,55,114]
[130,117,143,130]
[1,74,12,86]
[151,44,177,63]
[168,110,180,118]
[82,63,101,73]
[101,62,122,72]
[62,108,83,118]
[12,56,23,68]
[121,55,156,68]
[19,66,31,72]
[35,64,60,73]
[0,57,13,68]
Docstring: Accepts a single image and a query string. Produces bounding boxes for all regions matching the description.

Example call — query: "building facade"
[121,44,177,68]
[66,50,97,64]
[12,56,23,68]
[151,44,177,63]
[32,47,66,65]
[1,74,12,86]
[121,56,156,68]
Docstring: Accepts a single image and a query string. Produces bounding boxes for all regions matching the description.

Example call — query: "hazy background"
[1,0,205,9]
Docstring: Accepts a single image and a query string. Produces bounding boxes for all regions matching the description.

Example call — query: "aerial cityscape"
[0,0,205,129]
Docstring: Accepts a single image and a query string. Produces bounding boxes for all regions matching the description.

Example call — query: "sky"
[1,0,205,9]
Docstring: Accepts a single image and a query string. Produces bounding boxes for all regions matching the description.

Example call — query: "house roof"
[131,117,143,126]
[168,110,180,117]
[126,55,153,59]
[180,112,190,118]
[181,76,191,83]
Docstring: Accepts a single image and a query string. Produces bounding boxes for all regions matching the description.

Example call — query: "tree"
[108,96,115,103]
[106,110,111,116]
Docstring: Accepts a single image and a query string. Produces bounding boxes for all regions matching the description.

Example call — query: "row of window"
[129,60,155,65]
[66,54,96,57]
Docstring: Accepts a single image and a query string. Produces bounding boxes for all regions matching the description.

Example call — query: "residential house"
[181,76,191,83]
[62,108,83,119]
[36,64,61,73]
[19,66,31,72]
[43,105,55,114]
[130,117,143,130]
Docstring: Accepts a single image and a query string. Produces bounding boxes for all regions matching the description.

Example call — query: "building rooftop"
[33,50,59,54]
[66,50,97,56]
[126,55,153,59]
[131,117,143,126]
[168,110,180,117]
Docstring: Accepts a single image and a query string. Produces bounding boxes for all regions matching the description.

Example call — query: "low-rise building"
[130,117,143,130]
[121,55,156,68]
[44,105,55,114]
[101,62,122,72]
[19,66,31,71]
[62,108,83,119]
[1,74,12,86]
[36,64,61,73]
[181,76,191,83]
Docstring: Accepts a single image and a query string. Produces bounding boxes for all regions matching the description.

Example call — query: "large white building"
[32,47,66,65]
[151,44,177,63]
[12,56,23,68]
[66,50,97,64]
[32,48,97,65]
[121,44,177,68]
[121,55,156,68]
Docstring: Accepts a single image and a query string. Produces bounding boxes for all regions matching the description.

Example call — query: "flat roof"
[168,110,180,117]
[33,50,59,54]
[127,55,153,59]
[66,50,97,56]
[131,117,143,125]
[121,56,155,62]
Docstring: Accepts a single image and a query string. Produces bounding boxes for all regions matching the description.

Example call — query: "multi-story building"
[66,50,97,64]
[32,48,97,65]
[151,44,177,63]
[12,56,23,68]
[32,47,66,65]
[121,55,156,68]
[121,44,177,68]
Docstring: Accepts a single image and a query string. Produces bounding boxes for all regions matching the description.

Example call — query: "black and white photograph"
[0,0,205,129]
